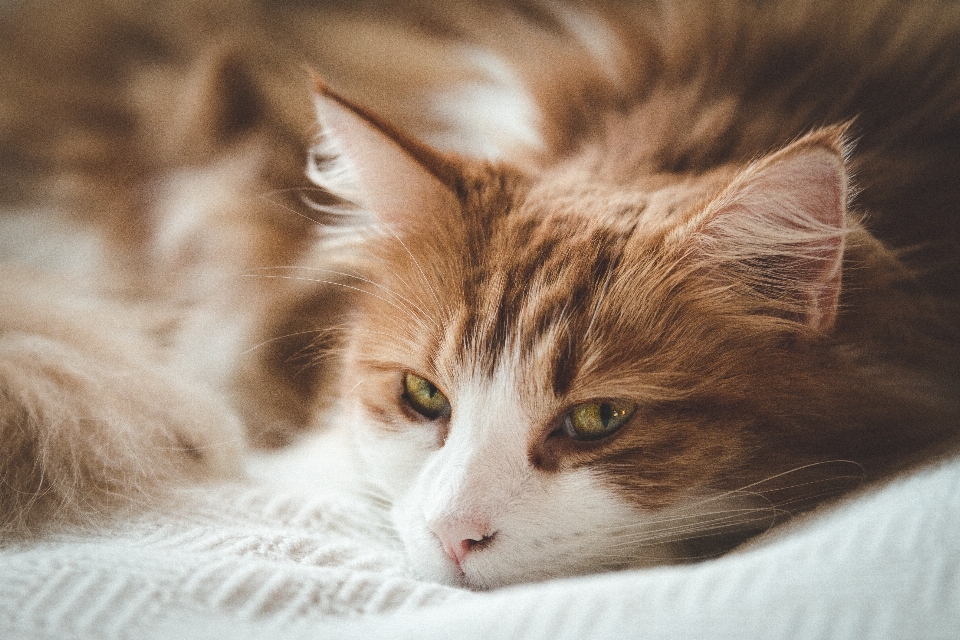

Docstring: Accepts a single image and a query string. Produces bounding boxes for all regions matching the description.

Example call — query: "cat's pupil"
[599,403,613,427]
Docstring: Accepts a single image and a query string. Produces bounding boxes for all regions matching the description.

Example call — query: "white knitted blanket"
[1,429,958,640]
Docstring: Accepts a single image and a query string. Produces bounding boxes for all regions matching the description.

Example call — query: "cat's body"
[2,0,960,589]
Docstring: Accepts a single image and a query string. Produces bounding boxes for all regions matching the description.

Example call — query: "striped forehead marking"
[446,224,629,396]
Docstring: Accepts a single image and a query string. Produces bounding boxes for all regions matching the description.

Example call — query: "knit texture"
[1,432,958,640]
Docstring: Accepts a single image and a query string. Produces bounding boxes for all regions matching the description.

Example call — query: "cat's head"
[306,78,854,588]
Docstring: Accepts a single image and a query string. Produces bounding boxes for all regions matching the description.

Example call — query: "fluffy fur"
[2,0,959,589]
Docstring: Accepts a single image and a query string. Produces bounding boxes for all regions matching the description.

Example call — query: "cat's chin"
[401,540,523,590]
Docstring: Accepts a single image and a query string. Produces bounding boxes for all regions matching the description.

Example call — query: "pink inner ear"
[755,148,845,228]
[702,135,848,332]
[313,88,461,230]
[771,150,846,331]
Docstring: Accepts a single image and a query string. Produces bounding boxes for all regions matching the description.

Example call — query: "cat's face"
[310,81,848,588]
[341,180,732,587]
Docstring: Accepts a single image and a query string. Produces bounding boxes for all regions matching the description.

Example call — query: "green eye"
[563,400,635,441]
[403,372,451,420]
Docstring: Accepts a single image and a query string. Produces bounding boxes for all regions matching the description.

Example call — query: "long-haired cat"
[2,0,960,590]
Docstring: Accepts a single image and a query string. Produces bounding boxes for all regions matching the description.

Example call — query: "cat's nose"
[429,516,496,570]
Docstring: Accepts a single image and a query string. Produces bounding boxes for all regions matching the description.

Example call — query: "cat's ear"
[307,73,461,228]
[691,127,850,332]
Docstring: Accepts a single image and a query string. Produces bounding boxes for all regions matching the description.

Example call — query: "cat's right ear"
[307,72,462,230]
[682,127,851,332]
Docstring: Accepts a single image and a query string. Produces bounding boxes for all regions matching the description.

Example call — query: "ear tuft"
[695,127,850,332]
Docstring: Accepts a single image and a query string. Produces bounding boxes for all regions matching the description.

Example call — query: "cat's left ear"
[307,73,461,229]
[690,127,850,332]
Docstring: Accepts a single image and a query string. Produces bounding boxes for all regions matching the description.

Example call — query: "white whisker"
[690,460,865,508]
[249,265,438,330]
[257,192,324,227]
[239,329,327,356]
[376,221,450,322]
[242,274,427,329]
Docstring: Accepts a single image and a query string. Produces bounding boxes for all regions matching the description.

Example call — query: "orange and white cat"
[2,0,960,589]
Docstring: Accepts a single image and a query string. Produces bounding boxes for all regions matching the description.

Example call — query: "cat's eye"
[562,400,636,441]
[402,372,451,420]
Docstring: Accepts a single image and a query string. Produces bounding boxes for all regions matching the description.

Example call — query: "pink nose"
[429,517,495,570]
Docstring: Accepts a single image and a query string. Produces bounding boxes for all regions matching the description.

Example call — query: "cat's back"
[478,0,960,295]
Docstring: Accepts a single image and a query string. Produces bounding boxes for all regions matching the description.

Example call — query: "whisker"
[257,192,324,227]
[239,329,327,356]
[741,474,864,495]
[590,461,866,555]
[358,250,435,315]
[300,196,367,222]
[288,343,344,379]
[690,460,865,508]
[242,274,427,329]
[249,265,438,330]
[376,221,449,321]
[604,507,783,544]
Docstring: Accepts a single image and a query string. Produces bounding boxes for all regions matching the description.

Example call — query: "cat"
[2,0,960,591]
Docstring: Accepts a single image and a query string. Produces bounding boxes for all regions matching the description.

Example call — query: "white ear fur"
[697,130,849,331]
[307,79,461,230]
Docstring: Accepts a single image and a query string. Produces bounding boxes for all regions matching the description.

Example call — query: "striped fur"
[1,0,959,587]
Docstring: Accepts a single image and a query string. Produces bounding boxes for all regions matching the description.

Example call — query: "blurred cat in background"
[2,0,959,589]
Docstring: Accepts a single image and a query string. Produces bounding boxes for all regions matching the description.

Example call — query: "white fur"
[547,2,626,87]
[427,48,545,162]
[305,125,367,208]
[345,354,685,589]
[0,208,105,280]
[150,151,260,271]
[147,153,263,394]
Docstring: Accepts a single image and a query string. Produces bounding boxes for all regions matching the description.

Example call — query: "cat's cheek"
[387,448,471,586]
[344,400,437,500]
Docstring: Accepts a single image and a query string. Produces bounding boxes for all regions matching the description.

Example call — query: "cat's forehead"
[518,163,729,228]
[444,233,623,392]
[433,184,667,396]
[363,164,722,396]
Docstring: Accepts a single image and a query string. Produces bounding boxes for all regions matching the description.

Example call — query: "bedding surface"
[1,429,958,640]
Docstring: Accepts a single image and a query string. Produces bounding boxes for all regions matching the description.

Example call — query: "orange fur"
[1,0,959,565]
